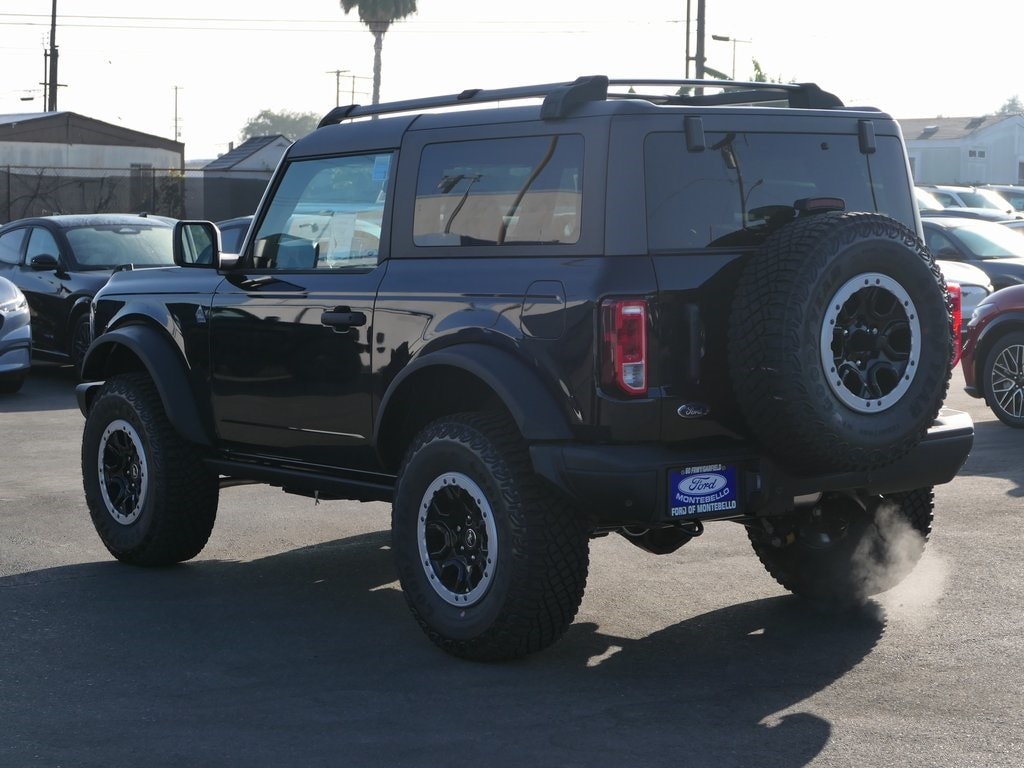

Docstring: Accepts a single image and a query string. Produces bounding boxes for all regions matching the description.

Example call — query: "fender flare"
[79,325,212,446]
[375,343,575,446]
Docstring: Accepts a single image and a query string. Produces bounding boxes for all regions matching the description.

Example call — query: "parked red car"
[960,283,1024,426]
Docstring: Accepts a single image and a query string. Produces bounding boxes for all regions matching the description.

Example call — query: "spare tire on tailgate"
[728,211,953,475]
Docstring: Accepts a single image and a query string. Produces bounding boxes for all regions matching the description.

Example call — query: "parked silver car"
[936,258,993,319]
[0,275,31,393]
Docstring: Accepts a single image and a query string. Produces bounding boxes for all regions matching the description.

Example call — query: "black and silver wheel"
[392,412,590,661]
[730,211,952,474]
[82,372,218,565]
[982,330,1024,428]
[747,487,934,604]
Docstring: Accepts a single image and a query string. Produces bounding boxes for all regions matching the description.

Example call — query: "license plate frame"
[668,463,740,518]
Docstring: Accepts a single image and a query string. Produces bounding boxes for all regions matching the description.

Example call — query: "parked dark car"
[961,283,1024,427]
[215,215,253,253]
[0,214,174,371]
[0,275,31,393]
[922,216,1024,291]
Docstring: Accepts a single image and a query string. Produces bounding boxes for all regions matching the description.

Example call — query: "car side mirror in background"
[172,220,221,268]
[28,253,60,271]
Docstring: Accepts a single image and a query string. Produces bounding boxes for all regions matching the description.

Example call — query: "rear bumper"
[530,407,974,526]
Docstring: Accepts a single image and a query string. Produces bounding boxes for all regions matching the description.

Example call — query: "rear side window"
[414,135,583,247]
[0,228,26,265]
[645,131,916,250]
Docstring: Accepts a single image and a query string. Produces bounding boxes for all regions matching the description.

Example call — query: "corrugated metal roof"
[899,114,1019,141]
[203,135,289,170]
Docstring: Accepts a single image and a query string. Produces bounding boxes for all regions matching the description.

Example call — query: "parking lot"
[1,362,1021,767]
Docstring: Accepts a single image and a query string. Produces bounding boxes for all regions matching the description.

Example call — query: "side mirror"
[172,220,221,268]
[29,253,60,271]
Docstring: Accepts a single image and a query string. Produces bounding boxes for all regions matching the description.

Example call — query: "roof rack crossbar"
[315,76,844,129]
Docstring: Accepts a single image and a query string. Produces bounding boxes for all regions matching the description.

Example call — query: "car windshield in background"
[65,224,174,270]
[644,131,916,250]
[951,221,1024,259]
[960,188,1013,210]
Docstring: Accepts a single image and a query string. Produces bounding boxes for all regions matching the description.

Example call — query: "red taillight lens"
[600,298,648,396]
[948,282,962,367]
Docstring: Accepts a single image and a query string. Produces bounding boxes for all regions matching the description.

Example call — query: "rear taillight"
[948,282,962,367]
[600,298,648,396]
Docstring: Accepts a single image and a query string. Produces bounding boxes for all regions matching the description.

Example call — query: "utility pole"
[326,69,350,107]
[47,0,58,111]
[694,0,706,79]
[685,0,707,79]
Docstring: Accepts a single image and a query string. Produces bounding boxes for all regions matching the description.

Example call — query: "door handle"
[321,308,367,327]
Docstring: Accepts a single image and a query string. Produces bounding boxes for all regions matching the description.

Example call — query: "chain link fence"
[0,166,271,224]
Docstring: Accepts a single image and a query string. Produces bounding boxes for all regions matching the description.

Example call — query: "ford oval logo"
[678,473,728,497]
[677,402,711,419]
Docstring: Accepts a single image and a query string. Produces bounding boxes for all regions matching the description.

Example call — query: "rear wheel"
[392,412,590,661]
[747,487,933,604]
[82,372,218,565]
[982,330,1024,427]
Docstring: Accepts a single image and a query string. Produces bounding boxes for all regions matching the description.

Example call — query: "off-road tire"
[982,330,1024,428]
[391,412,590,661]
[747,487,934,604]
[82,372,218,565]
[729,211,952,474]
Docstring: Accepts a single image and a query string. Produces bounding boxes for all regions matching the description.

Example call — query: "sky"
[1,1,1022,161]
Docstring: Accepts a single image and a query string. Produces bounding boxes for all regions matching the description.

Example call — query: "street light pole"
[711,34,752,79]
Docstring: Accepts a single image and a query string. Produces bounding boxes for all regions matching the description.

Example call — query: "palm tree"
[340,0,418,105]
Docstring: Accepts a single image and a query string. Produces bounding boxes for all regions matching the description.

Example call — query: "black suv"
[77,77,974,661]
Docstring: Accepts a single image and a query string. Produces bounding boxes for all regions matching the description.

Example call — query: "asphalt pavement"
[1,362,1021,767]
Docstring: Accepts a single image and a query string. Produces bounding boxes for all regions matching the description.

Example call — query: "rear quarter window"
[413,134,583,247]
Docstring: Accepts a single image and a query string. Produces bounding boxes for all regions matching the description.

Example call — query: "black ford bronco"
[77,76,974,660]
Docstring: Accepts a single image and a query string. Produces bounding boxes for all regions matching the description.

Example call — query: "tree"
[240,109,320,142]
[998,96,1023,115]
[340,0,418,105]
[751,59,783,84]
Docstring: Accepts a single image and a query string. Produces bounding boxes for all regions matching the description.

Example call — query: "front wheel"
[391,412,590,661]
[69,314,91,378]
[747,487,934,604]
[81,372,218,565]
[982,330,1024,427]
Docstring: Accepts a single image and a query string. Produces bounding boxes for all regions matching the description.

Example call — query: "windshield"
[915,187,945,211]
[953,222,1024,259]
[66,224,174,270]
[956,189,1011,211]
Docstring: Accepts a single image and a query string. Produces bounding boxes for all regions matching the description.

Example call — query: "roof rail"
[315,75,845,129]
[605,79,845,109]
[317,75,610,128]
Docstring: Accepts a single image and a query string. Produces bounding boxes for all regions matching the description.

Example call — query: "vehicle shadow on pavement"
[1,362,79,413]
[952,417,1024,496]
[0,530,883,768]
